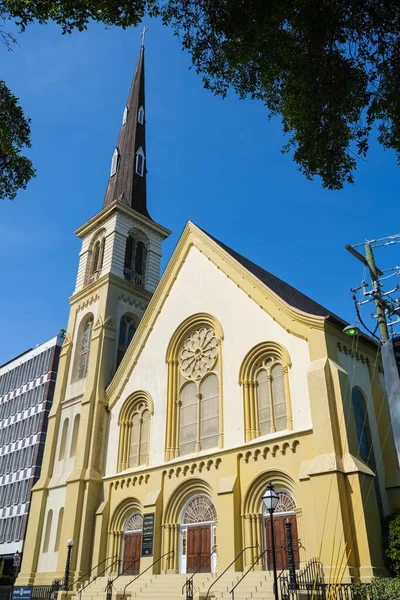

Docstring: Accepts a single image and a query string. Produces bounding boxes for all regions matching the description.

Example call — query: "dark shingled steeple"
[103,46,149,217]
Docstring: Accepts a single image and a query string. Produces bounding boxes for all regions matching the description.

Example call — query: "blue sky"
[1,17,399,364]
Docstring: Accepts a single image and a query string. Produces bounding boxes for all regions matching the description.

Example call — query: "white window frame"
[122,105,128,125]
[135,147,145,177]
[138,105,144,125]
[110,148,119,177]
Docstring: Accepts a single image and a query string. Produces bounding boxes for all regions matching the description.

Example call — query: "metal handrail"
[182,546,217,596]
[120,550,174,600]
[79,557,120,598]
[68,554,117,590]
[204,545,258,600]
[230,549,268,600]
[105,556,142,589]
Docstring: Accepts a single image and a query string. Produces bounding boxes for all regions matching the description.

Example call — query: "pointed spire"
[103,45,149,217]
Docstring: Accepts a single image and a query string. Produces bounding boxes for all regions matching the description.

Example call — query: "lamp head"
[343,324,361,337]
[262,481,279,512]
[67,539,74,548]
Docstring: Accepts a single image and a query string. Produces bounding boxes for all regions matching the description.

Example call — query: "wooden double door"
[186,525,212,573]
[265,514,300,570]
[123,532,142,575]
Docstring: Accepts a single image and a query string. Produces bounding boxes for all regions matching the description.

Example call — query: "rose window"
[179,328,218,380]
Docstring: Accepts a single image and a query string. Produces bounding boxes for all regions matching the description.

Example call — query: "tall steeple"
[103,45,149,217]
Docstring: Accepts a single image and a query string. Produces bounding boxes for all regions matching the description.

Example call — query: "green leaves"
[0,80,35,201]
[383,511,400,576]
[3,0,400,193]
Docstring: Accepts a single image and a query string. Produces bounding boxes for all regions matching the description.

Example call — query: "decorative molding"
[163,457,222,479]
[239,439,300,463]
[76,293,100,312]
[110,473,150,490]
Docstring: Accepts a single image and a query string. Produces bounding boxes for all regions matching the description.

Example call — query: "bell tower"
[18,41,170,585]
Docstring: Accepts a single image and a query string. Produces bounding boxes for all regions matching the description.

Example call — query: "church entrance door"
[264,490,299,571]
[187,525,211,573]
[122,513,143,575]
[123,532,142,574]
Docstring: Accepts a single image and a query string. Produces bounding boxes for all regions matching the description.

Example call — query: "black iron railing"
[204,545,258,600]
[32,580,61,600]
[68,555,117,590]
[78,557,120,599]
[120,551,174,600]
[182,546,217,600]
[230,548,268,600]
[280,558,323,600]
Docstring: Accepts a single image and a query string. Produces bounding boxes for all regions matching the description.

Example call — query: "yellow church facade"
[17,45,400,594]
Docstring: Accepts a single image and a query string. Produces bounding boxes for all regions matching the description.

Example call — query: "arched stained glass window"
[77,318,93,380]
[117,315,136,368]
[183,496,217,524]
[352,388,375,466]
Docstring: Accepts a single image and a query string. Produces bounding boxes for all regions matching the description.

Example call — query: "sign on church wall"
[141,512,155,557]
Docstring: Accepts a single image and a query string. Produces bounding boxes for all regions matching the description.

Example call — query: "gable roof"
[204,230,347,328]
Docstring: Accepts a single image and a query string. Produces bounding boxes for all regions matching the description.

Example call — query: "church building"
[17,42,400,597]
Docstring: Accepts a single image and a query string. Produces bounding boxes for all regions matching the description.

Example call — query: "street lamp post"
[63,539,74,591]
[263,482,279,600]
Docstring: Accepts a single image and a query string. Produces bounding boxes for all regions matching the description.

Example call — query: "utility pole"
[364,243,389,342]
[345,242,390,342]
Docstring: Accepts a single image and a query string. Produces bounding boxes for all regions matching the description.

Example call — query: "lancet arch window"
[240,342,293,442]
[118,392,153,471]
[117,314,137,368]
[352,388,375,467]
[89,236,105,284]
[166,315,223,461]
[124,233,147,287]
[138,106,144,125]
[110,147,119,177]
[136,147,145,177]
[75,316,93,381]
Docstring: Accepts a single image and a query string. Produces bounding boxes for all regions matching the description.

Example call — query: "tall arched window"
[59,418,69,461]
[352,388,375,466]
[89,237,105,283]
[240,342,293,442]
[77,318,93,380]
[54,508,64,551]
[43,509,53,552]
[118,392,153,471]
[166,316,223,461]
[124,234,147,287]
[70,414,80,458]
[135,147,145,177]
[117,315,136,368]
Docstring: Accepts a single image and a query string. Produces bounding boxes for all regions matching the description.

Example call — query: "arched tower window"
[122,105,128,125]
[138,106,144,124]
[240,342,293,442]
[135,147,145,177]
[77,318,93,380]
[124,234,147,287]
[118,391,153,471]
[59,418,69,461]
[110,147,119,177]
[54,508,64,551]
[166,315,223,461]
[352,388,375,466]
[117,314,136,368]
[89,237,105,284]
[43,509,53,552]
[70,414,80,458]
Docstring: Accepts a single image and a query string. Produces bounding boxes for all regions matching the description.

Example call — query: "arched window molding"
[59,418,69,461]
[89,235,105,284]
[76,317,93,380]
[239,342,293,442]
[123,232,147,287]
[138,105,144,125]
[70,414,80,458]
[117,314,137,369]
[118,391,153,471]
[110,147,119,177]
[165,314,224,461]
[54,507,64,551]
[43,509,53,552]
[135,147,145,177]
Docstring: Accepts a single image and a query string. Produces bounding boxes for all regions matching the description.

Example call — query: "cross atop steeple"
[140,26,149,47]
[102,43,149,218]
